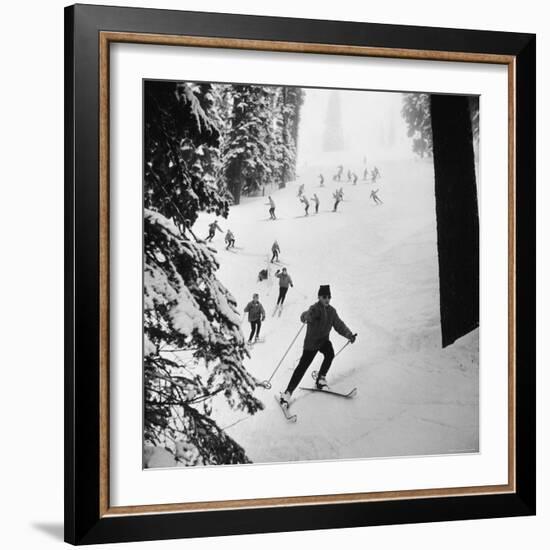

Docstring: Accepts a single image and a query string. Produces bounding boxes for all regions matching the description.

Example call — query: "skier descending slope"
[205,219,223,242]
[224,229,235,249]
[271,240,280,263]
[310,193,320,214]
[279,284,356,408]
[299,194,310,216]
[370,188,383,205]
[273,267,293,316]
[333,189,343,212]
[243,293,266,345]
[266,196,277,220]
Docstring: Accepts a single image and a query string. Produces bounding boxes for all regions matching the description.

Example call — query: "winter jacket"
[244,301,266,322]
[272,242,280,253]
[300,302,352,351]
[275,271,293,288]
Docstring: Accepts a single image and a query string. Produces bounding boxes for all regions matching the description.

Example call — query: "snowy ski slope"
[194,157,479,464]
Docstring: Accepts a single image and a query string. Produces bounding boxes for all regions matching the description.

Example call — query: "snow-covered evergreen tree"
[277,87,304,187]
[223,85,274,203]
[401,93,434,158]
[221,84,303,201]
[143,80,263,466]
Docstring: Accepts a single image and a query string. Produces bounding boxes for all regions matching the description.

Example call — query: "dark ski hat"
[318,284,331,297]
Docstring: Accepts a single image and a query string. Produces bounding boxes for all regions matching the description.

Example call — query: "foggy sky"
[297,88,414,167]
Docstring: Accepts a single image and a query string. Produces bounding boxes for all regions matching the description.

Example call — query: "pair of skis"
[246,337,265,348]
[272,304,284,317]
[275,386,357,423]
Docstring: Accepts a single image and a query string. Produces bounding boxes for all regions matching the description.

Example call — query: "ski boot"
[316,376,329,390]
[279,391,291,408]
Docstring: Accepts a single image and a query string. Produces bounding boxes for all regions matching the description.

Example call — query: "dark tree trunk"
[430,94,479,347]
[226,158,242,205]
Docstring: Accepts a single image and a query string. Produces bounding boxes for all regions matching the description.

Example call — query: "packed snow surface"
[189,157,479,465]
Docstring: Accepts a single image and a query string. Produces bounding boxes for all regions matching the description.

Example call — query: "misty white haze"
[297,88,413,168]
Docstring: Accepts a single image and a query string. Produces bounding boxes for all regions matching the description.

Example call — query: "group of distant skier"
[332,162,380,184]
[205,159,384,267]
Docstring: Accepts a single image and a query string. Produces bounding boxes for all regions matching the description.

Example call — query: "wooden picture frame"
[65,4,535,545]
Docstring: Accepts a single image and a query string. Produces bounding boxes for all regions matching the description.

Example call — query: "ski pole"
[334,333,358,358]
[259,323,305,390]
[311,334,357,380]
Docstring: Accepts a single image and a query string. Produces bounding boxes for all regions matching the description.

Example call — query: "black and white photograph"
[142,79,480,469]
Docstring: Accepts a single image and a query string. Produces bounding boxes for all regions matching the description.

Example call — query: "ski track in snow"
[193,158,479,465]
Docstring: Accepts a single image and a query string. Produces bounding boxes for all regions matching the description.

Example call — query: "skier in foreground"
[279,284,356,408]
[244,293,266,344]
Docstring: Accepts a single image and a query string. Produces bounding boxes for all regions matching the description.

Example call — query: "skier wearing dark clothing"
[299,195,310,216]
[370,189,383,205]
[280,285,356,406]
[271,240,280,263]
[205,220,223,242]
[275,267,293,309]
[225,229,235,249]
[244,293,266,343]
[332,189,343,212]
[311,194,320,214]
[266,196,276,219]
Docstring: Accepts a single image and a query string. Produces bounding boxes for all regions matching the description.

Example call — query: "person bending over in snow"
[271,240,281,263]
[205,219,223,242]
[299,194,310,216]
[225,229,235,249]
[274,267,293,310]
[311,193,320,214]
[279,284,356,407]
[244,293,266,344]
